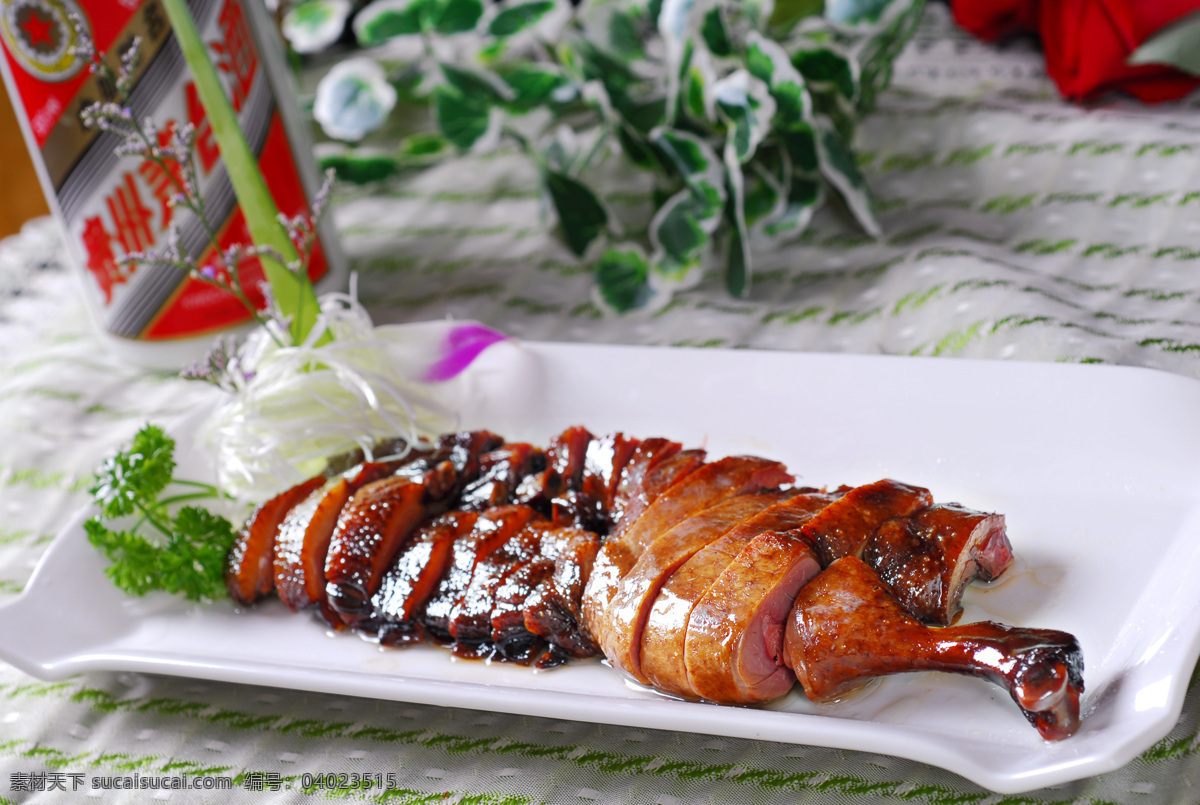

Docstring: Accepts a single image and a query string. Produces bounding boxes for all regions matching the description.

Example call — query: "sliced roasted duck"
[273,462,395,615]
[638,489,839,701]
[584,456,794,679]
[422,504,540,643]
[229,425,1083,740]
[371,511,480,646]
[226,475,324,606]
[324,431,502,625]
[523,527,602,659]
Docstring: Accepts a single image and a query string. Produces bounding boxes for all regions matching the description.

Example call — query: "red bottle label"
[0,0,328,341]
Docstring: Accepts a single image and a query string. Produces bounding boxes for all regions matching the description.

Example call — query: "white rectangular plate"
[4,342,1200,794]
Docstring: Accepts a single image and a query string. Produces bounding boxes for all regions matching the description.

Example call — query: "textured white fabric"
[4,5,1200,802]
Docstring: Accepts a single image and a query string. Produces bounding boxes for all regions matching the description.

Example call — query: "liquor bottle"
[0,0,345,367]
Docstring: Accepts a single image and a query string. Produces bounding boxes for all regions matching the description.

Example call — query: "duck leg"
[784,556,1083,741]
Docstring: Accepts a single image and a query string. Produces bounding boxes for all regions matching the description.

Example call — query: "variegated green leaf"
[620,96,668,133]
[594,245,651,312]
[700,6,731,56]
[317,150,399,184]
[282,0,352,55]
[723,139,751,297]
[681,47,715,122]
[769,0,823,31]
[647,0,665,25]
[399,131,451,161]
[713,70,776,163]
[618,125,658,167]
[816,123,879,236]
[791,45,857,102]
[853,0,922,112]
[744,33,811,122]
[658,0,710,125]
[650,189,712,286]
[684,66,707,120]
[743,159,785,227]
[762,175,821,238]
[650,128,726,202]
[778,119,818,172]
[546,171,609,257]
[353,0,435,43]
[440,63,514,104]
[434,85,494,150]
[608,8,644,57]
[499,64,571,111]
[745,44,774,85]
[488,0,555,37]
[435,0,483,32]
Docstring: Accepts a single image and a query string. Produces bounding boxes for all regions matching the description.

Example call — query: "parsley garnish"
[86,424,236,601]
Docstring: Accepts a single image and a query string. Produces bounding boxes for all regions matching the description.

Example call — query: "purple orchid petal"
[423,324,507,382]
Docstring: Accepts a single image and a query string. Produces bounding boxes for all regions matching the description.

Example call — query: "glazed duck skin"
[686,530,821,704]
[325,431,505,624]
[640,490,838,698]
[523,528,603,658]
[273,462,394,613]
[801,479,932,566]
[372,511,479,645]
[460,444,545,512]
[225,475,324,606]
[421,505,539,642]
[602,491,790,684]
[862,503,1013,624]
[448,516,545,643]
[583,456,794,674]
[324,476,428,625]
[784,556,1083,741]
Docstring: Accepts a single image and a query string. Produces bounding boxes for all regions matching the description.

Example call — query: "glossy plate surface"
[3,342,1200,793]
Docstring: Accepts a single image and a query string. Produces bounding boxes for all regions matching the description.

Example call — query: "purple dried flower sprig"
[67,15,335,355]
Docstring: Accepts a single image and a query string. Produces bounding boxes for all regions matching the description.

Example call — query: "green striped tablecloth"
[4,5,1200,803]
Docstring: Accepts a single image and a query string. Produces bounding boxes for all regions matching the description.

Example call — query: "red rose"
[951,0,1038,42]
[951,0,1200,103]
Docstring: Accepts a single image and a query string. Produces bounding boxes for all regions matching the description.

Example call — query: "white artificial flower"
[281,0,352,54]
[313,57,398,141]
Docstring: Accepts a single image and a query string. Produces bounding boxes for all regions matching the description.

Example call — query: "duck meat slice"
[448,514,546,643]
[610,445,706,537]
[515,426,595,512]
[577,433,642,522]
[801,479,933,566]
[273,462,394,613]
[459,444,546,512]
[686,530,821,704]
[523,527,603,658]
[370,511,480,645]
[583,456,794,677]
[490,555,555,662]
[395,430,505,483]
[226,475,324,606]
[325,431,506,623]
[784,556,1084,741]
[422,505,539,642]
[579,443,698,640]
[862,503,1013,625]
[323,475,430,626]
[640,489,840,697]
[601,490,790,684]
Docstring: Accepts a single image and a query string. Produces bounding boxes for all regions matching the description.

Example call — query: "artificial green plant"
[312,0,923,311]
